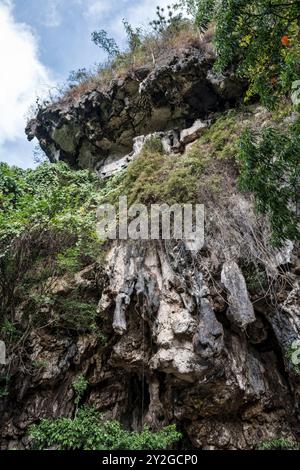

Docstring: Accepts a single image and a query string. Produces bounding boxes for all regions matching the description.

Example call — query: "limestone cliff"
[1,46,300,450]
[26,47,244,176]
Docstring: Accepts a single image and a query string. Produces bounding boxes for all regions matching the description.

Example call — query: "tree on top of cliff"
[181,1,300,244]
[91,29,120,58]
[91,4,190,63]
[184,0,300,107]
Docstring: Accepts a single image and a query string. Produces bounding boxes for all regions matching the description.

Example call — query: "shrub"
[0,162,104,342]
[238,124,300,246]
[122,20,142,53]
[150,4,185,35]
[91,30,120,58]
[73,375,88,404]
[73,375,89,416]
[185,0,300,107]
[1,319,22,343]
[143,136,165,154]
[56,247,83,274]
[29,406,181,450]
[286,343,300,375]
[68,68,91,86]
[55,297,98,332]
[258,438,300,450]
[61,7,198,103]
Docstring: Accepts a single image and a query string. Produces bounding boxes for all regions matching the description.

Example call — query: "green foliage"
[91,30,120,58]
[0,162,102,250]
[150,4,184,34]
[100,110,239,207]
[242,263,269,292]
[91,4,187,61]
[32,359,49,370]
[122,20,142,53]
[184,0,300,107]
[73,375,88,412]
[29,406,181,450]
[0,386,9,398]
[0,161,102,257]
[258,438,300,450]
[198,110,240,158]
[56,247,82,274]
[238,124,300,245]
[0,163,24,210]
[87,4,195,85]
[68,68,91,86]
[0,161,104,341]
[56,296,98,331]
[182,1,300,244]
[286,343,300,375]
[143,136,165,154]
[1,319,22,343]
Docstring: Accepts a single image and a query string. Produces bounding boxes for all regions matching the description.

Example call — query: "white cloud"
[0,1,53,149]
[0,0,185,168]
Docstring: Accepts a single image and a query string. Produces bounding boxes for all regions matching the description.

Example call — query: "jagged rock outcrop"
[99,128,183,178]
[1,234,300,450]
[221,261,256,329]
[0,342,5,365]
[1,45,300,451]
[26,47,245,176]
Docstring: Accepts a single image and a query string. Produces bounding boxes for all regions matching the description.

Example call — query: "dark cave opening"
[122,372,150,431]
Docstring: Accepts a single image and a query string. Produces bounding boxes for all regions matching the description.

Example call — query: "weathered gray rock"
[99,120,212,178]
[275,240,294,266]
[1,236,300,449]
[221,261,256,328]
[0,341,5,365]
[180,119,207,144]
[26,47,246,173]
[193,298,224,359]
[2,43,299,452]
[99,130,181,178]
[113,293,130,335]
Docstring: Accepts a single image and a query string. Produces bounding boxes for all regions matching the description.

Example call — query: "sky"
[0,0,172,168]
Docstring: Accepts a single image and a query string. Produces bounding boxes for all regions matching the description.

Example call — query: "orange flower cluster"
[281,35,290,47]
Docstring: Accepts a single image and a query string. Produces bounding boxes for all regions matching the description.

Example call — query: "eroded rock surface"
[1,235,300,450]
[221,261,256,329]
[26,47,245,176]
[2,44,299,451]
